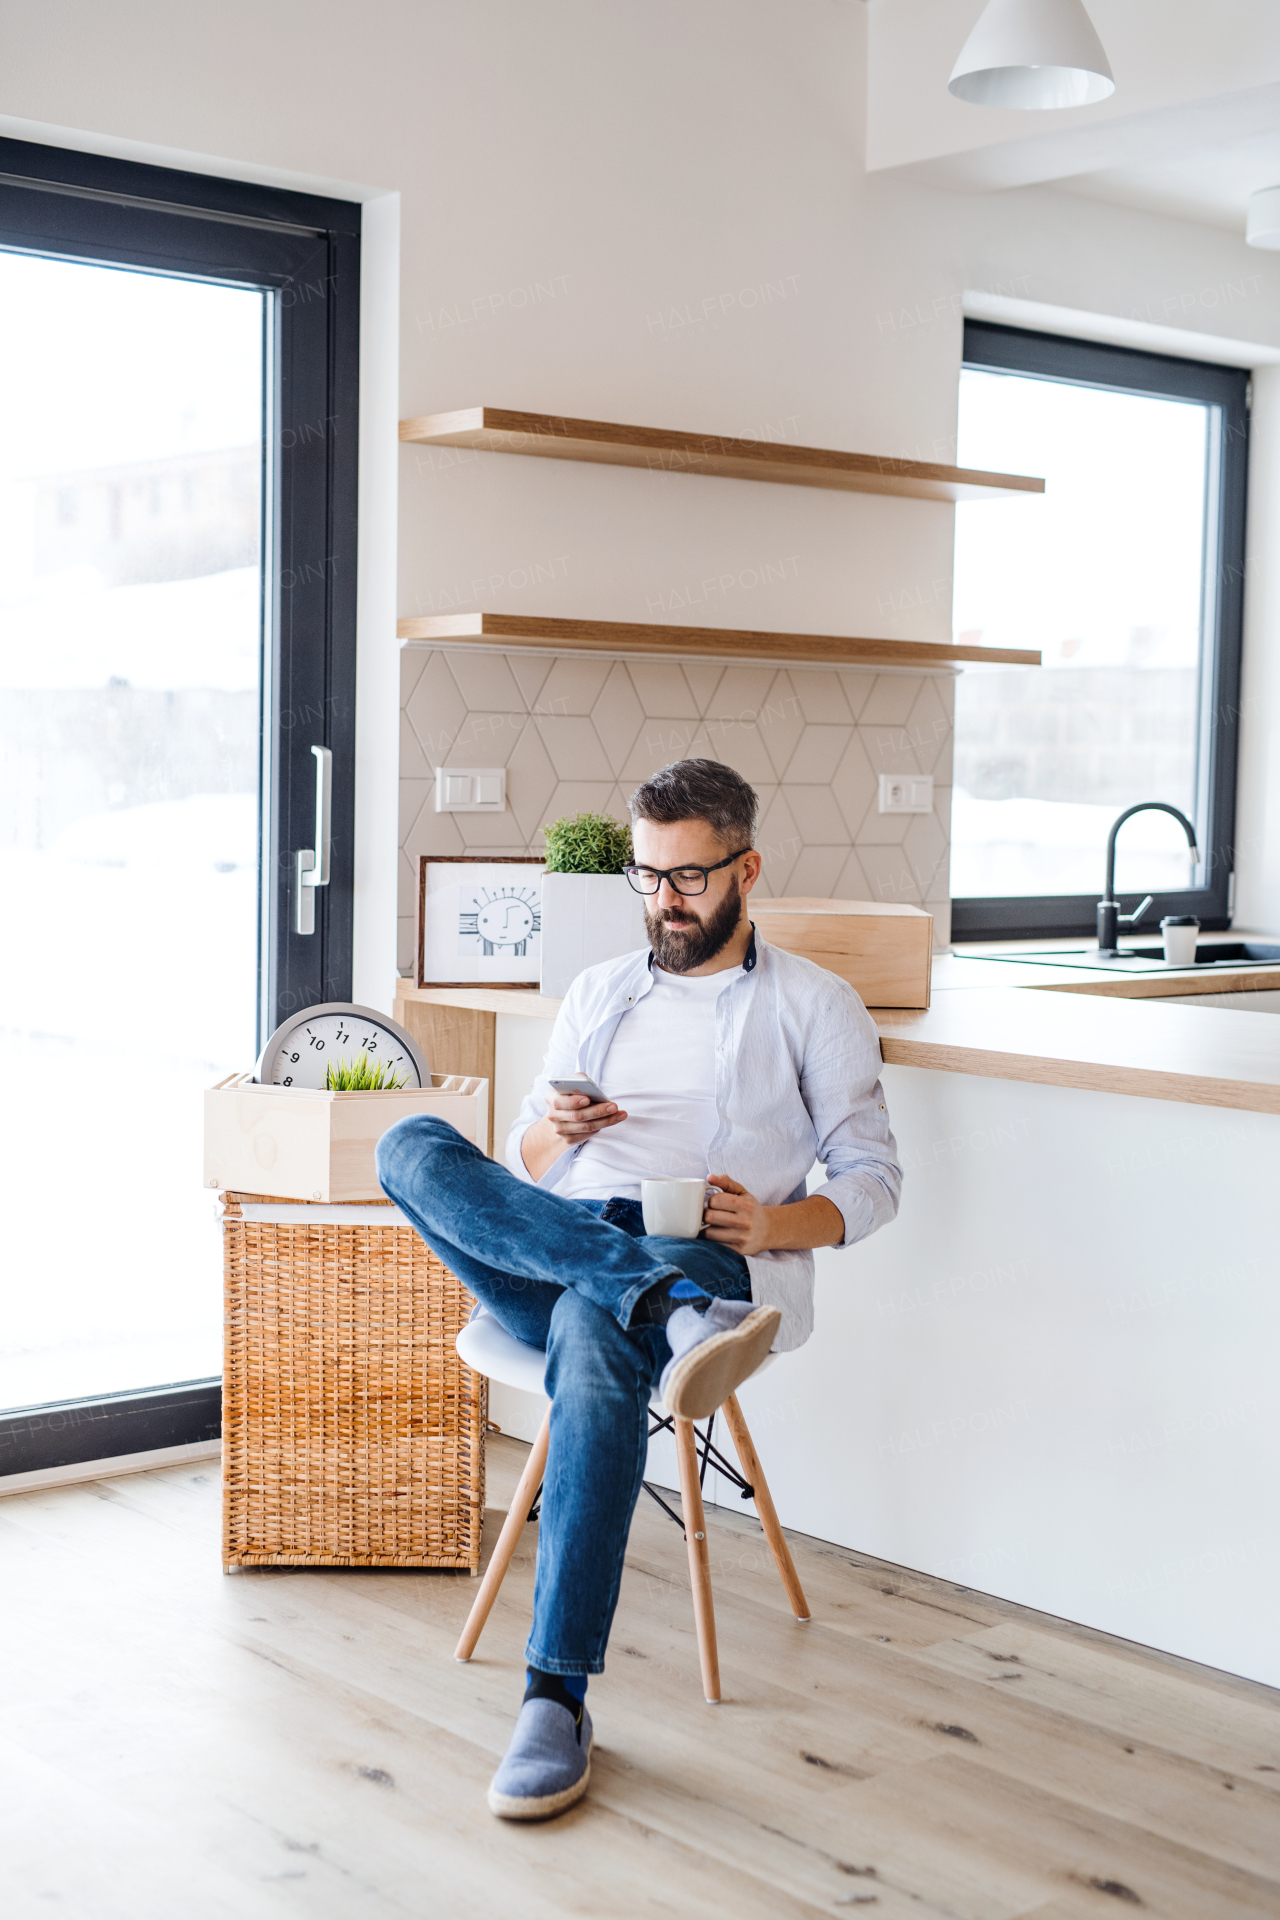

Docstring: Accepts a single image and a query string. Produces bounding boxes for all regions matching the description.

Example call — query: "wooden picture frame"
[416,855,547,989]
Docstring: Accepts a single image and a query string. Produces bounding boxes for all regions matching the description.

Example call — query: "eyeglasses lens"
[625,867,709,896]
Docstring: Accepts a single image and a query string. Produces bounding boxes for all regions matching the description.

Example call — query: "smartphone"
[548,1075,611,1105]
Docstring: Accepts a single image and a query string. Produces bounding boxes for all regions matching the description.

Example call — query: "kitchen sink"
[971,942,1280,974]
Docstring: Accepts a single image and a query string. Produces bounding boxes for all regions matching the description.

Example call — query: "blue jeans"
[375,1114,751,1674]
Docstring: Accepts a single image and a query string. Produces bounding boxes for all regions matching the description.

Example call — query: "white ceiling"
[1064,121,1280,233]
[866,2,1280,237]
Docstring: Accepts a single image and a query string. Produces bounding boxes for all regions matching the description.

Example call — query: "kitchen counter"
[392,947,1280,1690]
[397,929,1280,1116]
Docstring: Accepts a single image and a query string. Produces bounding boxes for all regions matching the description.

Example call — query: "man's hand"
[702,1175,844,1256]
[543,1086,627,1144]
[520,1087,627,1181]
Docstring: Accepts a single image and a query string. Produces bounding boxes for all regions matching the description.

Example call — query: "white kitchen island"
[395,960,1280,1688]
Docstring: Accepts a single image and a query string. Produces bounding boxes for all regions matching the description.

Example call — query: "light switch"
[435,767,507,813]
[878,772,933,814]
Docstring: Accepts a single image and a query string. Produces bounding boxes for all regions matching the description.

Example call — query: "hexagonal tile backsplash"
[398,647,954,972]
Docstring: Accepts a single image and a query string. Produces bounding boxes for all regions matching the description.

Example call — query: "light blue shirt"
[506,930,902,1350]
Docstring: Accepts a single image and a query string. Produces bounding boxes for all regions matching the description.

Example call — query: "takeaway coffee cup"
[641,1177,707,1239]
[1161,915,1199,966]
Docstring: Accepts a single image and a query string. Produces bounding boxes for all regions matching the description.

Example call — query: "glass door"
[0,254,264,1408]
[0,141,359,1466]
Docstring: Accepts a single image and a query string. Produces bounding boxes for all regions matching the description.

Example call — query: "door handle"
[294,744,332,936]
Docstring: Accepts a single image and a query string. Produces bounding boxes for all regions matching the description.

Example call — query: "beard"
[645,876,744,973]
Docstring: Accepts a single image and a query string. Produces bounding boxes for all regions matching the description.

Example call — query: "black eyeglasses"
[624,850,750,896]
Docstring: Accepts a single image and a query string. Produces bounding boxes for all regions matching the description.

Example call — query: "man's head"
[627,759,762,973]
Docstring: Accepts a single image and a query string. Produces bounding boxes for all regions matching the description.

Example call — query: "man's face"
[630,817,753,972]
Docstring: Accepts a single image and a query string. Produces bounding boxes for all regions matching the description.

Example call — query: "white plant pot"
[539,872,647,998]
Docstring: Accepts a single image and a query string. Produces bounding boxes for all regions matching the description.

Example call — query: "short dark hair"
[628,758,758,848]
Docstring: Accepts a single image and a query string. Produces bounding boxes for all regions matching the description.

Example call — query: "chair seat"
[456,1309,549,1397]
[451,1306,807,1698]
[455,1304,774,1416]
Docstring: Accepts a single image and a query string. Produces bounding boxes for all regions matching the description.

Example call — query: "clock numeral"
[289,1052,300,1063]
[309,1036,325,1050]
[283,1076,293,1086]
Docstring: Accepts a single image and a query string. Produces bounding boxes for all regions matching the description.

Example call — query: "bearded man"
[377,757,901,1820]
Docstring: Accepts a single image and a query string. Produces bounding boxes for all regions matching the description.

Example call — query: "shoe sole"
[662,1306,781,1421]
[487,1741,593,1821]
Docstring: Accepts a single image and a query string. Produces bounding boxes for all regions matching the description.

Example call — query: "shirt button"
[879,1104,886,1110]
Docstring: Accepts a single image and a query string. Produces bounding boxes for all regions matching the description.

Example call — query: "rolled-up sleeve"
[801,983,902,1246]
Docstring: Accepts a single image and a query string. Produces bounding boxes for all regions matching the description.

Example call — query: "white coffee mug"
[641,1177,707,1239]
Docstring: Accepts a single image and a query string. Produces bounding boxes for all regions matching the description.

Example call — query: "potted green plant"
[539,810,647,996]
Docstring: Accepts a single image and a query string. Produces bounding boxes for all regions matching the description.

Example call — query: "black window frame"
[951,321,1247,943]
[0,138,360,1482]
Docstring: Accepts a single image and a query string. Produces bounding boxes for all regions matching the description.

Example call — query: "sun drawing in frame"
[458,884,542,958]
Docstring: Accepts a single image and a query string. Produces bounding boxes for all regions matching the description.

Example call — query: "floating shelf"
[396,611,1041,668]
[399,407,1044,503]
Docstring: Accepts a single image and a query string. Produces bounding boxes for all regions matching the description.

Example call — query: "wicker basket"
[221,1192,486,1570]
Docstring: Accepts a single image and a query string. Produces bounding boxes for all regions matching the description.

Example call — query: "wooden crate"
[204,1071,489,1202]
[751,897,932,1008]
[221,1192,486,1570]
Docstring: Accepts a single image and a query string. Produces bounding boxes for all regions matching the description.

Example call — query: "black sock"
[525,1666,588,1729]
[629,1276,711,1328]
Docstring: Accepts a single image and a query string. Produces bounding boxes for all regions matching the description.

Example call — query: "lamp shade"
[1246,186,1280,250]
[949,0,1115,109]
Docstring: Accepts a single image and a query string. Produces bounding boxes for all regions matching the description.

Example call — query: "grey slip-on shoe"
[488,1697,593,1821]
[659,1299,781,1421]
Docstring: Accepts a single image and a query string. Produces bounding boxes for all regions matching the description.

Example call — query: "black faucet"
[1097,802,1199,954]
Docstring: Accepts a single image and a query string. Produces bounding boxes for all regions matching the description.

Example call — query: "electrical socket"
[878,773,933,815]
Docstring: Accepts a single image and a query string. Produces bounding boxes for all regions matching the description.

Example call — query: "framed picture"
[416,856,546,989]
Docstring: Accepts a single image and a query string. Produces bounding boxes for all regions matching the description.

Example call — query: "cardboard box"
[751,897,932,1008]
[204,1071,489,1202]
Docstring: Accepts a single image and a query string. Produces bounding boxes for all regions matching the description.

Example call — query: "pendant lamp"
[948,0,1115,109]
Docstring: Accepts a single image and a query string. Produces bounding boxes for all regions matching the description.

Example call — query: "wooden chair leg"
[674,1417,721,1703]
[454,1406,551,1662]
[721,1393,811,1622]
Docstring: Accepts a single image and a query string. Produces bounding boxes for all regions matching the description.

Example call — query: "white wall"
[5,4,1280,1658]
[7,0,1280,960]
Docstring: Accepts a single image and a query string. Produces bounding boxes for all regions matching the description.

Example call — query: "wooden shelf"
[395,611,1040,668]
[399,407,1044,503]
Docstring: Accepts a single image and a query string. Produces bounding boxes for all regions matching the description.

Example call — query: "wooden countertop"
[395,984,564,1018]
[395,941,1280,1116]
[876,987,1280,1115]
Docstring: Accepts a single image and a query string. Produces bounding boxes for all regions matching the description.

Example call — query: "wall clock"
[253,1002,431,1090]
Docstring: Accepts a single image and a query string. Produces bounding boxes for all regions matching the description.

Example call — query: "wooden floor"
[2,1438,1278,1920]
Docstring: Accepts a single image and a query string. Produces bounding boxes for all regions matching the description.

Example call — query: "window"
[0,137,359,1477]
[950,323,1246,941]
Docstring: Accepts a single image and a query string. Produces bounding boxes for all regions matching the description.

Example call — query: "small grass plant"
[324,1052,408,1091]
[542,810,633,874]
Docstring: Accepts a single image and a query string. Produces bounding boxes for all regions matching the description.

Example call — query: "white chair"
[453,1307,810,1703]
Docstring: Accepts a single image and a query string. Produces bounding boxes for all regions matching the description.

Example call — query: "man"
[377,758,901,1821]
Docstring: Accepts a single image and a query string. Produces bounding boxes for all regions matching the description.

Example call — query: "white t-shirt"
[554,963,739,1203]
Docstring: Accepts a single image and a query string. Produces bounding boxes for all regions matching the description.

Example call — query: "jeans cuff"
[524,1644,606,1677]
[617,1263,685,1330]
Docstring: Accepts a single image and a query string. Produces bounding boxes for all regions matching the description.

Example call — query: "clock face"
[254,1002,429,1091]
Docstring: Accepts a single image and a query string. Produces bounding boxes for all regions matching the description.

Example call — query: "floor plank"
[2,1438,1278,1920]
